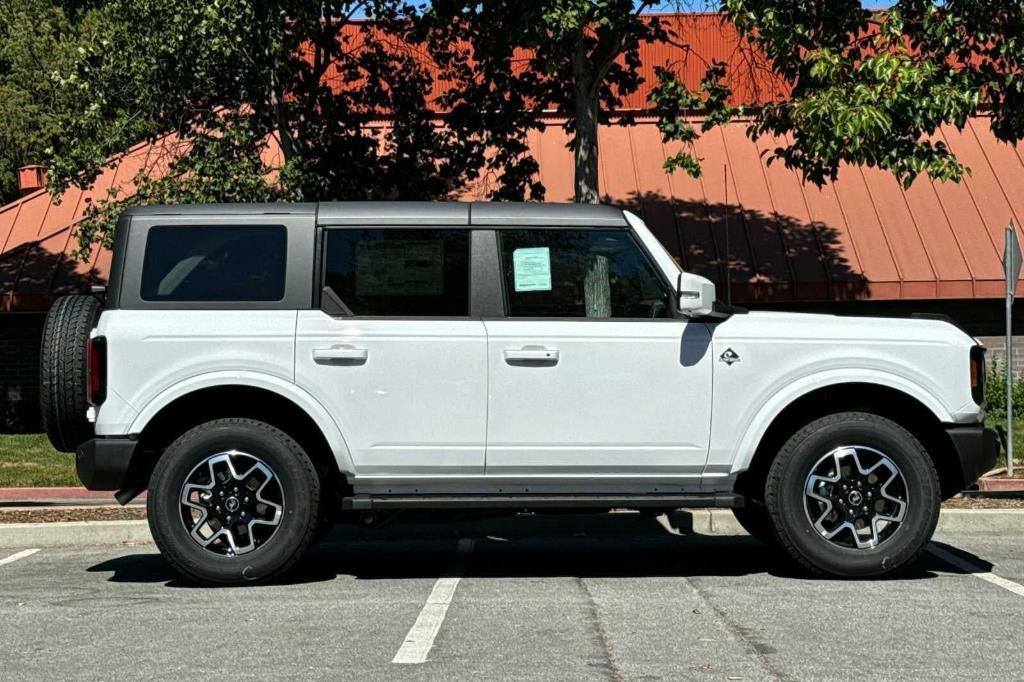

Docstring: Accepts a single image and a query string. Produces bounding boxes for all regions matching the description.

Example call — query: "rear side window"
[323,229,470,316]
[140,225,287,301]
[499,229,671,318]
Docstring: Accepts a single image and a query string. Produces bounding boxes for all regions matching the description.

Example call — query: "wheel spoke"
[178,450,285,557]
[803,445,909,551]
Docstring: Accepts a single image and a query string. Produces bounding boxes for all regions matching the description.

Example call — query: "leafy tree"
[39,0,509,256]
[426,1,666,203]
[653,1,1024,188]
[0,0,108,204]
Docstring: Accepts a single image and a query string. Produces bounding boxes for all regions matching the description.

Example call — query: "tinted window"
[499,229,670,318]
[141,225,287,301]
[323,229,469,316]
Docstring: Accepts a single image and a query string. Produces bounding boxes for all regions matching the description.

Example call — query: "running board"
[342,492,744,511]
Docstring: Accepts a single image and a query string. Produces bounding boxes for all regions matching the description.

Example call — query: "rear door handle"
[504,347,559,365]
[312,345,368,365]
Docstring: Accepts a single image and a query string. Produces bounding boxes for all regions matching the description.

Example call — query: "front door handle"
[312,345,368,365]
[504,347,559,366]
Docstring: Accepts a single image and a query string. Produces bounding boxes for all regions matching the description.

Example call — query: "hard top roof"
[123,201,629,227]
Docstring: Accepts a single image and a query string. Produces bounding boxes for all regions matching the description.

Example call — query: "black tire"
[732,504,777,547]
[39,295,102,452]
[147,419,320,586]
[765,412,939,578]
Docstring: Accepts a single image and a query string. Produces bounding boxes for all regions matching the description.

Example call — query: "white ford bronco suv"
[40,202,997,585]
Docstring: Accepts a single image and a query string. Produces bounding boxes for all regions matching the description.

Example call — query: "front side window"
[323,229,470,316]
[499,229,671,318]
[141,225,287,301]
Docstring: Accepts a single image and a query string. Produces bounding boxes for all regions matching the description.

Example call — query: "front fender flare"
[729,369,954,475]
[127,371,356,476]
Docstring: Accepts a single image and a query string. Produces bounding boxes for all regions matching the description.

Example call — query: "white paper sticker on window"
[513,247,552,292]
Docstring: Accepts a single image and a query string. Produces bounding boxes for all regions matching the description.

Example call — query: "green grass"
[0,434,78,487]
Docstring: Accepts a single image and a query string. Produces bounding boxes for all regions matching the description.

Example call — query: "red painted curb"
[0,487,146,501]
[977,477,1024,492]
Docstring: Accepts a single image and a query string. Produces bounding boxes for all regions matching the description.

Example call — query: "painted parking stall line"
[392,538,474,665]
[928,545,1024,598]
[0,548,39,566]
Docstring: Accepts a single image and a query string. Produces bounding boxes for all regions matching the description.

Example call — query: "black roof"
[124,201,629,227]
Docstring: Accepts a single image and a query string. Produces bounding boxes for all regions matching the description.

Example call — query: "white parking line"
[392,538,474,664]
[928,545,1024,598]
[0,548,39,566]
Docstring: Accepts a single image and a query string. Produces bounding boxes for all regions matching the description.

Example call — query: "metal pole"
[1007,220,1019,478]
[1008,281,1015,477]
[724,164,731,306]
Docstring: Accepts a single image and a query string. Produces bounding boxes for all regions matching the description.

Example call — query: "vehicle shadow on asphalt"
[85,512,991,588]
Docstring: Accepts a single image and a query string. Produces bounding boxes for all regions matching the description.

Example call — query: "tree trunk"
[584,254,611,317]
[574,81,600,204]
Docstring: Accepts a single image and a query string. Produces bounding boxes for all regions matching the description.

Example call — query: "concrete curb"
[694,509,1023,536]
[0,509,1019,549]
[933,509,1024,535]
[0,520,152,548]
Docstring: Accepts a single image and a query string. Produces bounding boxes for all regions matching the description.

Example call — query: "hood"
[711,310,977,350]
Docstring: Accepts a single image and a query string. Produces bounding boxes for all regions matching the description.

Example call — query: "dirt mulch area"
[0,506,147,524]
[942,496,1024,509]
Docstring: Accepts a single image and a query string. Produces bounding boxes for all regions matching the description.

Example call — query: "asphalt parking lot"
[1,512,1022,681]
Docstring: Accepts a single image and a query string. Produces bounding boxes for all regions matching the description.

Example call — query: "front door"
[484,228,714,479]
[294,227,487,475]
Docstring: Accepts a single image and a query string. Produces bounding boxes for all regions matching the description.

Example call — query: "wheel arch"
[129,373,355,480]
[734,380,964,500]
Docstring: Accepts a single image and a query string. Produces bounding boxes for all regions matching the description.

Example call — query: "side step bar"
[342,492,744,512]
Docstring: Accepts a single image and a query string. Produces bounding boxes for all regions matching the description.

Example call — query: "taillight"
[970,345,985,406]
[87,336,107,406]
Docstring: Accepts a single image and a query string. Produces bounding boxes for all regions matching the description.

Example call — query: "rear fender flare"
[128,371,356,475]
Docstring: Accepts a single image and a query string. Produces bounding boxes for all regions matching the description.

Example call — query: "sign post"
[1004,221,1022,477]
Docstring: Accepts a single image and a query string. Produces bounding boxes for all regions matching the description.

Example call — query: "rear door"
[483,227,714,479]
[294,226,488,476]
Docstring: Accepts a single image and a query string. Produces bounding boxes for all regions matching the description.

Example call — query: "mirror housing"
[675,272,715,317]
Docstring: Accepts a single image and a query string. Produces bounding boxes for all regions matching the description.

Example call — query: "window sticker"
[512,247,552,292]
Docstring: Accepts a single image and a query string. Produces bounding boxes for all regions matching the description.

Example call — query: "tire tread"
[40,295,101,452]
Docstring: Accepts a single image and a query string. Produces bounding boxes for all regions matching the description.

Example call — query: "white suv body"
[51,202,996,583]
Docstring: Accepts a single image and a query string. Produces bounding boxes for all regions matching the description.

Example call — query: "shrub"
[984,357,1024,420]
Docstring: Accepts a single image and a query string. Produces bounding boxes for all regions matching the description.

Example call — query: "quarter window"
[323,229,470,316]
[140,225,287,302]
[499,229,671,318]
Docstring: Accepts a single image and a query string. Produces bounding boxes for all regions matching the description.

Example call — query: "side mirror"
[676,272,715,317]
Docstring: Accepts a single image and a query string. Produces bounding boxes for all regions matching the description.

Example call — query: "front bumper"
[945,426,1000,489]
[75,437,139,491]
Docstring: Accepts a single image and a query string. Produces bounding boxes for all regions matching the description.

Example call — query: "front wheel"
[147,418,320,585]
[765,412,939,578]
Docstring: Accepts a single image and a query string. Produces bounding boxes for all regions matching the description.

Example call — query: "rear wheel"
[765,412,939,578]
[147,418,320,585]
[39,295,102,452]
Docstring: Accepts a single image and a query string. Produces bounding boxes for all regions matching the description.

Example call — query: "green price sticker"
[513,247,552,292]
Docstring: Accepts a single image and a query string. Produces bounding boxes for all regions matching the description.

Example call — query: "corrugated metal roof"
[2,116,1023,310]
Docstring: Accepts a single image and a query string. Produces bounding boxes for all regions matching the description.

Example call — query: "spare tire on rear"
[40,295,102,453]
